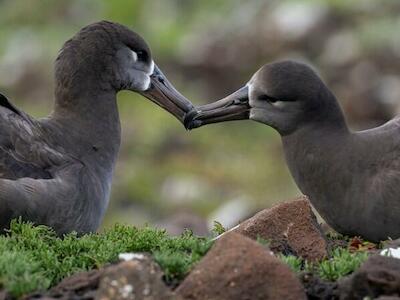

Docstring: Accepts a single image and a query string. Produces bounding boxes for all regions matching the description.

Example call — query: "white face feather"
[131,50,138,62]
[147,60,155,76]
[142,75,151,91]
[127,50,154,91]
[142,60,155,91]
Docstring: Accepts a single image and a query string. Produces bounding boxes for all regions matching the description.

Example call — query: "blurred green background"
[1,0,400,235]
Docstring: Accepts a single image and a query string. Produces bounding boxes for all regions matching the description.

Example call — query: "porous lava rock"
[338,255,400,299]
[96,254,176,300]
[300,272,338,300]
[234,195,328,261]
[176,232,306,300]
[23,255,177,300]
[23,269,103,299]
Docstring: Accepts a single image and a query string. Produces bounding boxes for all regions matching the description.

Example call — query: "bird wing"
[359,116,400,137]
[0,93,87,233]
[0,162,85,234]
[357,116,400,192]
[0,93,76,180]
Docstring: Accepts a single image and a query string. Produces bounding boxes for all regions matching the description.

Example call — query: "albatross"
[187,60,400,242]
[0,21,194,235]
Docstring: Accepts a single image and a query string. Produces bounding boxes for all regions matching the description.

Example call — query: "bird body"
[189,60,400,242]
[283,115,400,241]
[0,21,193,235]
[0,91,119,235]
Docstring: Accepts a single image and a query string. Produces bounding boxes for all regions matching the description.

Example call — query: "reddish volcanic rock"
[234,196,327,261]
[176,232,306,300]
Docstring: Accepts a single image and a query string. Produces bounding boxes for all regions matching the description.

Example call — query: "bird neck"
[281,99,351,214]
[50,89,121,165]
[282,94,350,165]
[282,117,350,161]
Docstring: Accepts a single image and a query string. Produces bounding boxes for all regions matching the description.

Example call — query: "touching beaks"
[184,85,250,130]
[139,63,195,125]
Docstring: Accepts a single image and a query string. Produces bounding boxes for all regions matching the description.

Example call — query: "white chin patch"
[147,60,155,76]
[142,75,151,91]
[141,61,154,91]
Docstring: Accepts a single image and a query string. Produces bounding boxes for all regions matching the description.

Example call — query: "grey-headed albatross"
[0,21,194,235]
[187,60,400,242]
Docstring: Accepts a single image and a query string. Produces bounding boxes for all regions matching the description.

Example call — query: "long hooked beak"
[140,63,194,125]
[185,86,250,130]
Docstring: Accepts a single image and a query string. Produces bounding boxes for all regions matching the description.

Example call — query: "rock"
[338,255,400,299]
[23,255,177,300]
[234,196,327,261]
[96,254,176,300]
[300,272,338,300]
[383,238,400,249]
[381,247,400,259]
[23,269,103,299]
[0,290,11,300]
[176,232,306,300]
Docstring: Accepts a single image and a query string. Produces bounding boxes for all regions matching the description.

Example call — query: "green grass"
[278,254,304,273]
[0,220,373,298]
[0,219,212,298]
[278,247,370,281]
[259,234,370,281]
[211,221,226,236]
[316,248,369,281]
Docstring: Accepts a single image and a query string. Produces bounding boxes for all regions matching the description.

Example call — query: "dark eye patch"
[136,50,148,62]
[258,94,280,103]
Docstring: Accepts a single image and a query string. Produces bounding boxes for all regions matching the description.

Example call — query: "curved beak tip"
[184,85,250,129]
[183,109,200,130]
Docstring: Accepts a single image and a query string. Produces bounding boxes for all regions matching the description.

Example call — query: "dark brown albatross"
[0,21,194,235]
[187,60,400,242]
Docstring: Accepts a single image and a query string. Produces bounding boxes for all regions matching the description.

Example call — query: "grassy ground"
[279,248,369,281]
[0,220,212,297]
[0,220,373,298]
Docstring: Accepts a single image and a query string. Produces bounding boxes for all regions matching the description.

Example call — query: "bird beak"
[140,64,194,125]
[184,85,250,130]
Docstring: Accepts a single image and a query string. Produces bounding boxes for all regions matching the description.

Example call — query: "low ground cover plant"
[0,219,212,297]
[0,220,373,298]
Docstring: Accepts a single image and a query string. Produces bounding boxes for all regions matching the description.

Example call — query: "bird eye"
[258,94,279,103]
[136,50,148,62]
[268,97,279,103]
